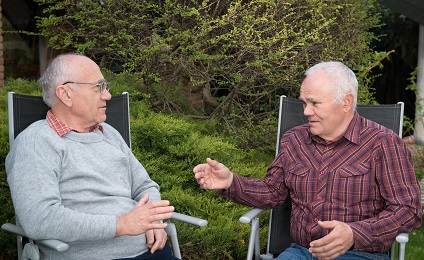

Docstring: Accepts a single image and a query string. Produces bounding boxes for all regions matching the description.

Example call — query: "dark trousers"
[114,243,180,260]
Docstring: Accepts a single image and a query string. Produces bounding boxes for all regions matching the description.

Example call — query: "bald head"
[39,54,99,107]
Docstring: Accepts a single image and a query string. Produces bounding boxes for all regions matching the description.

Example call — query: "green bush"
[34,0,381,151]
[0,78,274,259]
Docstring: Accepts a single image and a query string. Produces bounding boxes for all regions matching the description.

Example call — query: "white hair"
[305,61,358,108]
[39,53,84,107]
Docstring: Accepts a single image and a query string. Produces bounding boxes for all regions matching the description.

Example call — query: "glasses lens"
[99,81,110,93]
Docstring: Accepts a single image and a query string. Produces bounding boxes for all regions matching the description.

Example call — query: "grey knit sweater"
[6,120,162,259]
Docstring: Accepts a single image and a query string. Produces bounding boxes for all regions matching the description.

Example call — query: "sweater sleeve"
[128,151,161,202]
[6,123,117,242]
[101,123,161,203]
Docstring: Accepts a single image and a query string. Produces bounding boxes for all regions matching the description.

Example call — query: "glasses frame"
[63,80,110,93]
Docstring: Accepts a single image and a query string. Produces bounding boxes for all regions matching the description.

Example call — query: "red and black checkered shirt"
[46,110,103,136]
[220,112,422,253]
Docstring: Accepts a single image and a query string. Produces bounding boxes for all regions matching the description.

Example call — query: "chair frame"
[240,95,409,260]
[2,91,207,260]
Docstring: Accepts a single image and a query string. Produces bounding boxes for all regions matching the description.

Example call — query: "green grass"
[404,151,424,259]
[405,225,424,259]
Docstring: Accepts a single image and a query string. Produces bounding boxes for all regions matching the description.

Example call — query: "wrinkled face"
[68,57,112,128]
[299,70,350,142]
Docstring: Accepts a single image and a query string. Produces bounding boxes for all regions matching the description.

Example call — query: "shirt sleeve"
[349,133,422,252]
[219,157,290,210]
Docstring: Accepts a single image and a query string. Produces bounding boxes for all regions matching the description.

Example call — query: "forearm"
[219,174,287,209]
[349,208,422,252]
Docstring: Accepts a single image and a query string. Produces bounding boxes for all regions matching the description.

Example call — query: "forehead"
[70,56,102,80]
[299,71,333,102]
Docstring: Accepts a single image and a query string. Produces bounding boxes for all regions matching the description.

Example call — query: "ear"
[56,85,73,107]
[343,93,354,112]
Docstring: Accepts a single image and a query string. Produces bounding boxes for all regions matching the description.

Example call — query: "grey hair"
[39,53,84,107]
[305,61,358,108]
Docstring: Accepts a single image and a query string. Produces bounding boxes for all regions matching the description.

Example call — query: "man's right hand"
[193,158,234,190]
[115,194,174,237]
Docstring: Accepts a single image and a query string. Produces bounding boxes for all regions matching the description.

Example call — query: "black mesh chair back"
[268,95,404,256]
[8,92,131,148]
[4,91,207,260]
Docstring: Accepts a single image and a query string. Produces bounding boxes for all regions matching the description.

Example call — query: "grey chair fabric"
[8,92,131,148]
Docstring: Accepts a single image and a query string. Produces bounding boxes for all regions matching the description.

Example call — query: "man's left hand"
[146,227,168,254]
[308,220,354,260]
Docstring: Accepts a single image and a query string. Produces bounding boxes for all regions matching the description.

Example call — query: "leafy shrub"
[34,0,381,151]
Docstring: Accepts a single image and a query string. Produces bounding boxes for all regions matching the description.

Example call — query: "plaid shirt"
[46,110,103,136]
[221,112,422,253]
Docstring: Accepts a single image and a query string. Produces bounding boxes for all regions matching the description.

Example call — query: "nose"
[101,90,112,100]
[303,103,314,117]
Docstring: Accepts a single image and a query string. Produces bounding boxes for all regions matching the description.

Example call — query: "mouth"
[308,120,319,126]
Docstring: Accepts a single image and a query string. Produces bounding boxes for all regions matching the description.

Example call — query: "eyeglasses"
[63,80,110,93]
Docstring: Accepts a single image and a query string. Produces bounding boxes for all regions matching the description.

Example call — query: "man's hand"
[193,158,234,190]
[146,228,168,253]
[115,194,174,237]
[309,220,354,260]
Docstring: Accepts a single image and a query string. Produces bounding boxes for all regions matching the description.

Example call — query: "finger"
[194,172,204,180]
[311,245,343,259]
[147,221,169,231]
[145,229,154,248]
[206,157,220,168]
[146,208,174,223]
[193,164,206,173]
[198,178,205,187]
[317,220,338,229]
[150,236,165,254]
[146,199,171,209]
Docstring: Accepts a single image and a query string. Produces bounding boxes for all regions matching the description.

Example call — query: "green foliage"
[405,226,424,259]
[34,0,381,150]
[405,67,424,134]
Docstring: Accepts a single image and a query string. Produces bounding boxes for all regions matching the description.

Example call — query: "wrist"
[115,215,126,237]
[227,171,234,189]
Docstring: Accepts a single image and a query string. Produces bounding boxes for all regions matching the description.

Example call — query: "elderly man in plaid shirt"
[193,61,422,260]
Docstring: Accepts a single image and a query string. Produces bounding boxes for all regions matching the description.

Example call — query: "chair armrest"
[2,223,27,237]
[239,208,265,224]
[1,223,69,252]
[396,233,409,244]
[171,212,208,227]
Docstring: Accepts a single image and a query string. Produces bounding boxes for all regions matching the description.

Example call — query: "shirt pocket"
[337,162,370,178]
[286,163,310,200]
[334,163,375,205]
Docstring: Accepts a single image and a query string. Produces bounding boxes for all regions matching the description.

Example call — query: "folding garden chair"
[1,91,207,260]
[239,95,409,260]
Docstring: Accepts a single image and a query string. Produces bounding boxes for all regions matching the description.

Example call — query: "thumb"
[317,220,338,229]
[136,193,149,206]
[206,157,218,167]
[206,158,224,170]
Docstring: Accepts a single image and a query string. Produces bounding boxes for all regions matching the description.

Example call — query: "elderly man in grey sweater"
[6,53,177,260]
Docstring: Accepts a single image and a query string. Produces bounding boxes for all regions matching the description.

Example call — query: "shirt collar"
[46,110,104,137]
[308,111,361,145]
